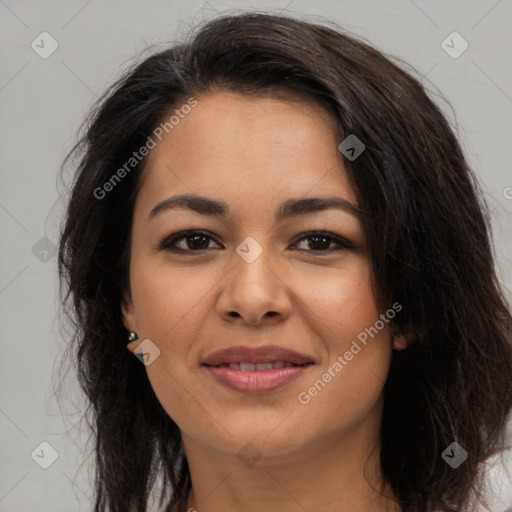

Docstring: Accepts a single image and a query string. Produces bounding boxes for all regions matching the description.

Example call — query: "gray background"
[1,0,511,511]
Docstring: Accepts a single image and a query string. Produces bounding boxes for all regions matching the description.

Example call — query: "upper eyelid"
[160,230,354,251]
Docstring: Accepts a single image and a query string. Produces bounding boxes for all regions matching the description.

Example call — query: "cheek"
[293,259,391,413]
[130,258,216,342]
[129,259,215,425]
[294,257,382,350]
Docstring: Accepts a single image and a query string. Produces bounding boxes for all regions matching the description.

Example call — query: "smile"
[202,362,313,393]
[210,361,302,370]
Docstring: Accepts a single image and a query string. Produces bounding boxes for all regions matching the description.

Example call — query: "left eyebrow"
[147,194,362,222]
[275,196,362,222]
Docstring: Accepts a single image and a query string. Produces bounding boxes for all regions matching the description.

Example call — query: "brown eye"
[159,230,222,252]
[291,231,354,252]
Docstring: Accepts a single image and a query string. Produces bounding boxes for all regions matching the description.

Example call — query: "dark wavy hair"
[57,11,512,512]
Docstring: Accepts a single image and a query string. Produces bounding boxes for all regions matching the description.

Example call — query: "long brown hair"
[58,11,512,512]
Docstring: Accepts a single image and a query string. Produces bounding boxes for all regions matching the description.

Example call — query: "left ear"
[121,292,140,353]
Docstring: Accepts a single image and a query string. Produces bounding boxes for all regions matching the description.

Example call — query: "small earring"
[128,332,139,342]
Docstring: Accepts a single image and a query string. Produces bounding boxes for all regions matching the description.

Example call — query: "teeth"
[255,362,273,370]
[220,361,300,371]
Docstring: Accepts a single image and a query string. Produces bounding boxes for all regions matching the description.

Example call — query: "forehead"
[135,90,357,215]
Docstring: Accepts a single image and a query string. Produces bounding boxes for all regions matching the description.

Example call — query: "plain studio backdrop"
[0,1,511,511]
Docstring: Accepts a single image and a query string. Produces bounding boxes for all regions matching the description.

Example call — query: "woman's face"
[122,90,394,462]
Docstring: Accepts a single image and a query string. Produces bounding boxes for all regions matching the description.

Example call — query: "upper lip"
[201,345,315,366]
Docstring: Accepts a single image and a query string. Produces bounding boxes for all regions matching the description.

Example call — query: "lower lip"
[202,365,310,393]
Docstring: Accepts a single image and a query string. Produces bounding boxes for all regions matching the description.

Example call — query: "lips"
[201,345,315,367]
[201,345,315,393]
[216,361,299,371]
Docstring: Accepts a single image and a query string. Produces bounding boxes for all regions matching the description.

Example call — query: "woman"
[58,11,512,512]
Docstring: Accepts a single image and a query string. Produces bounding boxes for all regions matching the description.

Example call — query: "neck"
[179,400,401,512]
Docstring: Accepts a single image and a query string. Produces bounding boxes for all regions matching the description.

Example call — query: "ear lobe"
[391,328,416,351]
[121,294,141,354]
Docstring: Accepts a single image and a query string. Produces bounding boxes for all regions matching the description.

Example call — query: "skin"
[122,90,411,512]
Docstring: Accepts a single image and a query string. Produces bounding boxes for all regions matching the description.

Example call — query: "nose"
[216,246,292,326]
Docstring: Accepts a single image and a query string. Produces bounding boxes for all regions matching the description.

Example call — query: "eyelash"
[158,229,354,254]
